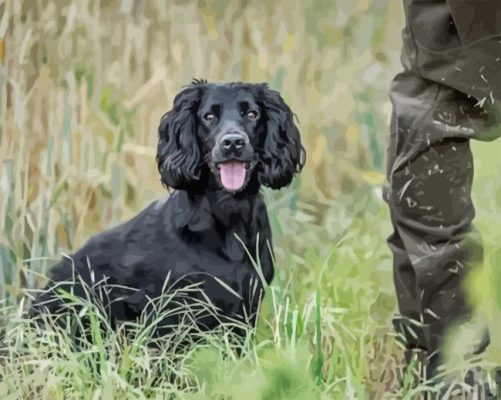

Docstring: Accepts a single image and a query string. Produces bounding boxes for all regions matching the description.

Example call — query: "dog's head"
[157,81,305,194]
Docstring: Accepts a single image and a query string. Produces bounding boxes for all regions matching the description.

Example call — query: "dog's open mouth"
[217,161,250,191]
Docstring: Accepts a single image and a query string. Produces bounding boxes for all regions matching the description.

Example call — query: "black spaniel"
[30,81,305,338]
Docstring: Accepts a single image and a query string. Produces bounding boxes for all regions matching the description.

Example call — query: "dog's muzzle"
[213,131,253,192]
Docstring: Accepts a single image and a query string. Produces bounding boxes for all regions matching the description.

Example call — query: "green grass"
[1,177,499,398]
[0,1,500,398]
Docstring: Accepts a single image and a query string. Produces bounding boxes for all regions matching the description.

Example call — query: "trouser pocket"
[448,0,501,45]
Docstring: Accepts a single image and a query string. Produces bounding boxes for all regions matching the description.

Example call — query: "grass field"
[0,1,500,398]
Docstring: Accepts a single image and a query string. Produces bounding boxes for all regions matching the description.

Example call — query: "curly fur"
[31,81,305,338]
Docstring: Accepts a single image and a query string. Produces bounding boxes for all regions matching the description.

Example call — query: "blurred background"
[0,0,404,291]
[0,0,499,397]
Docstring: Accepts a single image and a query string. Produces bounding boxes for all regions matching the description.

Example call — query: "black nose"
[221,133,246,151]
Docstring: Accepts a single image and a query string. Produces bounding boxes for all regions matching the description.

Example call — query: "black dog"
[30,80,305,338]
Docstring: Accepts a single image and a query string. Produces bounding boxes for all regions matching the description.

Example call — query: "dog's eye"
[204,112,216,122]
[246,111,258,120]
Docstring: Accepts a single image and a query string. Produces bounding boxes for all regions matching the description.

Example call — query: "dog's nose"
[221,133,246,151]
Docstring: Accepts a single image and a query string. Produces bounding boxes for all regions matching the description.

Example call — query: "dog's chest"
[122,239,259,290]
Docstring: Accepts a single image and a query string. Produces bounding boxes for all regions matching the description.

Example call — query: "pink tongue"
[219,161,247,191]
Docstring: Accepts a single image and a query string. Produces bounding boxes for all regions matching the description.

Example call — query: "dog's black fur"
[30,81,304,337]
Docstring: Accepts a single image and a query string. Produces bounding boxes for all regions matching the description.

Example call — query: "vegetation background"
[0,0,499,398]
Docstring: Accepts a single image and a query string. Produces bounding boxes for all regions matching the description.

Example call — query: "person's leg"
[388,1,501,395]
[385,71,498,384]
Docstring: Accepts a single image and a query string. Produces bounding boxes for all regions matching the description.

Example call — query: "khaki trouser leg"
[385,71,498,362]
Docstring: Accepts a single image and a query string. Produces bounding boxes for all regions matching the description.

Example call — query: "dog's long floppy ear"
[256,84,306,189]
[156,86,203,190]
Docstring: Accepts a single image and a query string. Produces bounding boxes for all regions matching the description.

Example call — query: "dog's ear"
[256,84,305,189]
[157,86,203,190]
